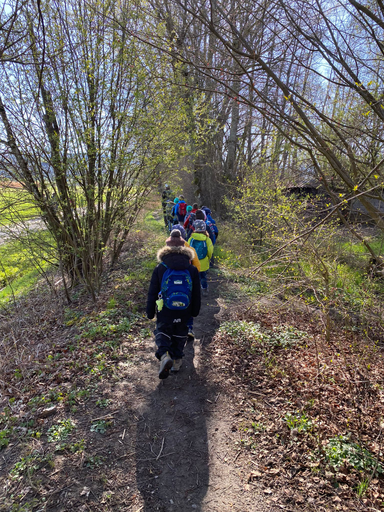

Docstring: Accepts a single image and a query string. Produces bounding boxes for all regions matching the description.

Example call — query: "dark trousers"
[162,204,167,226]
[154,320,189,360]
[200,270,208,289]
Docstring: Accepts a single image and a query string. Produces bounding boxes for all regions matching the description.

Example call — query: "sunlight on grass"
[0,187,39,225]
[0,232,56,304]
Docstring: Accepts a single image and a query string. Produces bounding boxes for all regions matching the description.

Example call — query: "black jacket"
[161,189,173,207]
[146,245,201,322]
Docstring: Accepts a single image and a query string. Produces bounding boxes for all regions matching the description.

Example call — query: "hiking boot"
[202,288,208,297]
[172,359,182,372]
[187,328,195,341]
[159,352,173,379]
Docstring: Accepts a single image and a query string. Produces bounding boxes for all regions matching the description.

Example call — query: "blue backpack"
[205,220,216,244]
[207,215,218,236]
[189,237,208,260]
[160,264,192,310]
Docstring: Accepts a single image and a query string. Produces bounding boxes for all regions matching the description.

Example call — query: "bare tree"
[0,0,188,299]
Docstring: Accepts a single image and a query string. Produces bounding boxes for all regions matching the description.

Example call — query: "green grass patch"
[339,236,384,259]
[218,320,308,353]
[0,232,56,304]
[142,211,165,234]
[0,188,39,225]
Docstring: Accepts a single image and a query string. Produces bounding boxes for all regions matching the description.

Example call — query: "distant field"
[0,231,55,304]
[0,180,24,189]
[0,185,39,225]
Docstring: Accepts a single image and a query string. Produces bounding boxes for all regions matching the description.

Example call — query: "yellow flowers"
[353,185,358,191]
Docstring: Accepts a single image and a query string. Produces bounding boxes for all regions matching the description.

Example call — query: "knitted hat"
[173,197,179,203]
[186,205,193,212]
[172,224,187,240]
[195,209,206,220]
[202,206,211,215]
[166,229,185,247]
[193,220,206,233]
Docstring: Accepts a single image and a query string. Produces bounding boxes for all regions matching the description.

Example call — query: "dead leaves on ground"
[209,308,384,511]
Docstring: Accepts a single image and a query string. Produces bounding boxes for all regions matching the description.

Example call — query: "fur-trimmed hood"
[157,245,194,263]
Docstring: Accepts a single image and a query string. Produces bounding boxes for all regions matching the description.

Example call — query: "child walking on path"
[146,231,201,379]
[174,195,187,223]
[188,220,213,297]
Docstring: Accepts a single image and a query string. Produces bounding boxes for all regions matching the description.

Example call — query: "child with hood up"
[147,230,201,379]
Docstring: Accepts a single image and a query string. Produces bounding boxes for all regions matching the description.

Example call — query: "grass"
[0,232,56,305]
[0,187,39,225]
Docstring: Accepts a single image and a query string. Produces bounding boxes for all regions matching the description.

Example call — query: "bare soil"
[128,272,268,512]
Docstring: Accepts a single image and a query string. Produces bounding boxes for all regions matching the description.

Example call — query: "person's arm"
[190,267,201,317]
[207,237,214,259]
[207,224,216,244]
[146,267,160,319]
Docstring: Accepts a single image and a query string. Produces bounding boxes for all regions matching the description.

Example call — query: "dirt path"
[0,222,274,511]
[113,271,269,512]
[0,216,45,245]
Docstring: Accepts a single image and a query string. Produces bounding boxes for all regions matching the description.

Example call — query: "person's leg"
[170,321,188,371]
[200,270,208,288]
[154,321,174,359]
[154,321,174,379]
[187,317,194,341]
[200,270,208,296]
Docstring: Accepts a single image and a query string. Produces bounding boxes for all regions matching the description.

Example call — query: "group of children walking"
[147,185,219,379]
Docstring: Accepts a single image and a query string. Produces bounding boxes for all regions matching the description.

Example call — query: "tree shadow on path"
[135,273,221,512]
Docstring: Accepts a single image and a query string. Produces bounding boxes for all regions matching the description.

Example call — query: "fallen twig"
[91,410,119,422]
[156,437,165,460]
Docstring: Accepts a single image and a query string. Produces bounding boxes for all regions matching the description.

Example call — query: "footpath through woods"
[0,212,270,512]
[123,271,269,512]
[1,208,384,511]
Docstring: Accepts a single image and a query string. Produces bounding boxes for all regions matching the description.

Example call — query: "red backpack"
[178,202,187,216]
